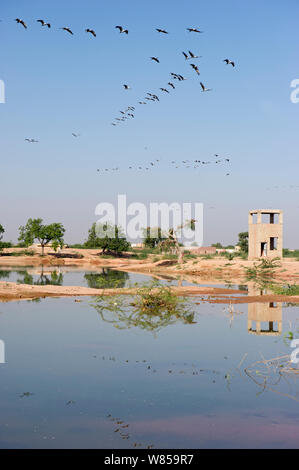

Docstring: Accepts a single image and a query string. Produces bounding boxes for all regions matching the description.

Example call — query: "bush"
[0,241,13,249]
[245,257,281,280]
[85,222,131,254]
[162,254,178,261]
[283,249,299,258]
[270,284,299,296]
[183,251,197,260]
[131,282,188,316]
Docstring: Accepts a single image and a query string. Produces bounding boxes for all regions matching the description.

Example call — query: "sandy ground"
[0,281,298,304]
[0,247,299,302]
[0,282,246,302]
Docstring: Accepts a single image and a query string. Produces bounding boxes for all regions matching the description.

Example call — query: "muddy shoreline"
[1,248,299,303]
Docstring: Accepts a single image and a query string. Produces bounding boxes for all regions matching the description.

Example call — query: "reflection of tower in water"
[247,285,282,336]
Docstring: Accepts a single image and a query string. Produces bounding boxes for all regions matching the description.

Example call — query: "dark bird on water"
[86,28,96,37]
[15,18,27,29]
[123,84,131,90]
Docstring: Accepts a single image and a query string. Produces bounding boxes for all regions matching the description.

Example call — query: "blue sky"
[0,0,299,246]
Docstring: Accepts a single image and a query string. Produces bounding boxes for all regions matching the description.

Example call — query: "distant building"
[186,246,217,255]
[248,209,283,260]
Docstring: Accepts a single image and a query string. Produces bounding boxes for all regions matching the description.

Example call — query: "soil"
[0,247,299,302]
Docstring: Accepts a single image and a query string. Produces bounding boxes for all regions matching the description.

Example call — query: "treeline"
[0,219,194,260]
[2,220,297,258]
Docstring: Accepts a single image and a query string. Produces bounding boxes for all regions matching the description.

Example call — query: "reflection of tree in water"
[16,268,63,286]
[84,269,129,289]
[238,285,248,291]
[91,284,196,334]
[0,270,10,279]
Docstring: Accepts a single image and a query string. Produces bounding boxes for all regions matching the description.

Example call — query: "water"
[0,267,197,288]
[0,270,299,448]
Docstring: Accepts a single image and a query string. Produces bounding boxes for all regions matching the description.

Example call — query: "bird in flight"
[37,19,51,28]
[189,50,201,59]
[15,18,27,29]
[60,27,73,35]
[160,88,169,93]
[200,82,212,92]
[25,138,38,143]
[168,82,175,89]
[123,84,131,90]
[187,28,203,33]
[183,50,201,60]
[156,28,168,34]
[86,28,96,37]
[115,26,128,34]
[171,73,186,81]
[190,63,200,75]
[147,93,159,101]
[150,57,160,63]
[72,133,80,137]
[223,59,235,67]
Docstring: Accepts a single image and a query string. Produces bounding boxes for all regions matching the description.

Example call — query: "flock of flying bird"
[96,154,231,176]
[107,24,235,130]
[13,17,234,177]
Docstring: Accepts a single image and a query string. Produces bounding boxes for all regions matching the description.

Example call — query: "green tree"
[18,218,65,256]
[85,223,99,248]
[212,242,223,248]
[238,231,249,254]
[85,222,130,254]
[158,219,197,263]
[84,269,129,289]
[142,226,166,249]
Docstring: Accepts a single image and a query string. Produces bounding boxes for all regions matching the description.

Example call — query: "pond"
[0,269,299,448]
[0,267,198,289]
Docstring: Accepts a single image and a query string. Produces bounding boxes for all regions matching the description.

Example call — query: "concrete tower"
[248,209,283,260]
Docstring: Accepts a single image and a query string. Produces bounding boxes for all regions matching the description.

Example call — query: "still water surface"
[0,269,299,448]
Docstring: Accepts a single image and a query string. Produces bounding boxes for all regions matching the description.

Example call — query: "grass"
[183,251,198,260]
[132,282,184,314]
[91,281,196,333]
[0,249,35,257]
[283,249,299,258]
[161,254,178,261]
[245,257,281,281]
[269,283,299,296]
